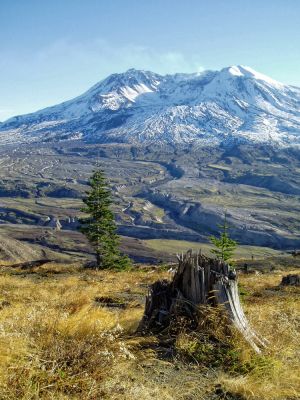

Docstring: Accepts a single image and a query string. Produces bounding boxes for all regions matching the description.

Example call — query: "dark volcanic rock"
[280,274,300,286]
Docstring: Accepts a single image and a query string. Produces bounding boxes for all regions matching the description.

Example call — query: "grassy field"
[0,260,299,399]
[144,239,285,259]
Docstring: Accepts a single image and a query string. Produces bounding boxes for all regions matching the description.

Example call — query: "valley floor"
[0,142,299,251]
[0,260,299,399]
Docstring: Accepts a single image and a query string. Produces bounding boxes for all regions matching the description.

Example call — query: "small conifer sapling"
[79,169,130,270]
[210,213,237,264]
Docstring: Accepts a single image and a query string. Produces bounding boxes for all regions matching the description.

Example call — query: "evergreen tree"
[79,169,130,270]
[209,213,237,263]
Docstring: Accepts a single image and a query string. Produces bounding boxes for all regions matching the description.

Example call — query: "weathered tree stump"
[139,250,266,353]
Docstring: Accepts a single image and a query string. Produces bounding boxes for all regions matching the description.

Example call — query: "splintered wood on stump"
[139,250,266,353]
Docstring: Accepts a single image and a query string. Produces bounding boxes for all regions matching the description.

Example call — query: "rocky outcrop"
[144,191,300,249]
[227,174,300,195]
[281,274,300,286]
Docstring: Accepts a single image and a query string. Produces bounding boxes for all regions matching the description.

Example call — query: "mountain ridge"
[1,65,300,147]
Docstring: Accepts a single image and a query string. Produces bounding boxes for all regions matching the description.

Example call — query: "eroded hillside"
[0,141,299,259]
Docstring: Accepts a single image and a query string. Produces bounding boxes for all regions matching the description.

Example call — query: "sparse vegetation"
[210,214,237,263]
[0,143,299,251]
[0,143,299,399]
[0,260,299,399]
[144,238,283,259]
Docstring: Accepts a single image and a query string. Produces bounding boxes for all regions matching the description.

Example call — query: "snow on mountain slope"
[1,66,300,146]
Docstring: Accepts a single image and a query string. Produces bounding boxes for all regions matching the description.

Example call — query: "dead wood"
[139,250,266,353]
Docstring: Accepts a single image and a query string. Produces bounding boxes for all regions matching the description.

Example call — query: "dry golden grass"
[221,270,300,400]
[0,262,299,399]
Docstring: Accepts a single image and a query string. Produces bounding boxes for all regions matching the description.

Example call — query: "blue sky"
[1,0,299,120]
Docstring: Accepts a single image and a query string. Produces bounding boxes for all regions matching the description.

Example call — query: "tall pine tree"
[209,213,237,263]
[80,169,130,270]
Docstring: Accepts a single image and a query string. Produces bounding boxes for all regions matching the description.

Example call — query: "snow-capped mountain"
[1,65,300,146]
